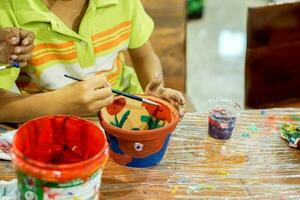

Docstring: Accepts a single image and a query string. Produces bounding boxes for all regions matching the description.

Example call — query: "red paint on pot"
[107,97,126,115]
[142,102,172,123]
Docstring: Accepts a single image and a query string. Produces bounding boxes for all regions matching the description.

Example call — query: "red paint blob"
[107,97,126,115]
[142,102,172,123]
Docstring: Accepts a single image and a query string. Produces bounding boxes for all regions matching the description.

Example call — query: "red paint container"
[12,116,108,199]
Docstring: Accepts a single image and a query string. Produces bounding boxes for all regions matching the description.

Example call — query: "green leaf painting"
[110,111,166,131]
[119,110,131,128]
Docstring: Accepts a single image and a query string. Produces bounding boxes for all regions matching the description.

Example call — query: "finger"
[85,75,108,89]
[10,52,32,62]
[168,90,186,105]
[158,93,177,107]
[0,29,9,41]
[13,44,34,54]
[91,87,113,102]
[7,28,20,45]
[159,95,185,118]
[90,96,114,112]
[0,28,20,45]
[169,99,180,110]
[20,29,35,46]
[178,104,186,118]
[0,43,14,64]
[145,75,163,94]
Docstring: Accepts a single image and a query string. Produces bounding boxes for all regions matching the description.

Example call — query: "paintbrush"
[64,74,159,106]
[0,63,20,71]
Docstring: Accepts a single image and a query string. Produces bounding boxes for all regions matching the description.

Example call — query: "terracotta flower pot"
[99,95,179,168]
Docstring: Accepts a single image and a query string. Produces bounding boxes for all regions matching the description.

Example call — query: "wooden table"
[1,109,300,199]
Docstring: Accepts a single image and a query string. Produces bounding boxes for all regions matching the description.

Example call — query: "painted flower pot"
[12,115,109,200]
[99,95,179,168]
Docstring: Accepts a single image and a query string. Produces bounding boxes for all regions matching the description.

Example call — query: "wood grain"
[1,109,300,199]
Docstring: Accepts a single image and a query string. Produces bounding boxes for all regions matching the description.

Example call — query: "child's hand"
[145,73,186,118]
[0,28,35,67]
[54,75,114,116]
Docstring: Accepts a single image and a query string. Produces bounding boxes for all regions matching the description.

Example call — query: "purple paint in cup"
[208,99,241,140]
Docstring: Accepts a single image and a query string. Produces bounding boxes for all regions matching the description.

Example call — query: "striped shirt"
[0,0,154,94]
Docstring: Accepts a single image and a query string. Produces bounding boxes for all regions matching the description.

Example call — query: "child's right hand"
[54,75,114,116]
[0,27,35,67]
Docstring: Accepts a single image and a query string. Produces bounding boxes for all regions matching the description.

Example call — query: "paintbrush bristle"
[143,98,159,106]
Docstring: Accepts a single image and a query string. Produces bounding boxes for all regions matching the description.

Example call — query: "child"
[0,0,185,122]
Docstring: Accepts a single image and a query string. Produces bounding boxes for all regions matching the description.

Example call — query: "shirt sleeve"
[0,68,20,90]
[128,0,154,49]
[0,2,20,91]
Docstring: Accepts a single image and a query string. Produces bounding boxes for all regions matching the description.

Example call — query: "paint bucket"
[12,115,109,200]
[99,95,179,168]
[208,99,241,140]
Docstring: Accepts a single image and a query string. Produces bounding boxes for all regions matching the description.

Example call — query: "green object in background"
[188,0,204,19]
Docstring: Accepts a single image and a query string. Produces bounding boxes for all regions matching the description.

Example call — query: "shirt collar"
[12,0,51,25]
[92,0,119,8]
[12,0,119,25]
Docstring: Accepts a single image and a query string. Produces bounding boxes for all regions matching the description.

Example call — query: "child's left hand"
[0,27,35,67]
[145,73,186,118]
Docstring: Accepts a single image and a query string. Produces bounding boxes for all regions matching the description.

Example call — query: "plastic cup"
[208,99,241,140]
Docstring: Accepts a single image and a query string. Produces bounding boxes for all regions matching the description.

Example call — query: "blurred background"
[187,0,269,111]
[144,0,299,112]
[187,0,283,111]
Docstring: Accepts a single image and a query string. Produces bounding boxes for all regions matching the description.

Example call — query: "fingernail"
[106,83,111,87]
[15,47,21,54]
[179,111,185,118]
[23,40,29,46]
[10,37,19,45]
[180,99,186,105]
[10,55,18,60]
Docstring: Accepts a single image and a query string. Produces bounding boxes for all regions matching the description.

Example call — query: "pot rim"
[12,115,108,170]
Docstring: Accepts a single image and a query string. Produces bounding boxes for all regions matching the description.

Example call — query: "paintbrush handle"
[64,74,144,101]
[112,89,143,102]
[0,63,20,71]
[64,74,157,106]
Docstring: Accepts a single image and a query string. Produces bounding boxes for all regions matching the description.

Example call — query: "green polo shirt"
[0,0,154,93]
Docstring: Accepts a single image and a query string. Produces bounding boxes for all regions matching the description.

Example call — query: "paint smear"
[249,123,258,132]
[0,127,8,133]
[188,184,215,193]
[241,133,251,138]
[290,115,300,121]
[216,170,229,176]
[171,185,179,194]
[177,177,189,184]
[260,110,267,115]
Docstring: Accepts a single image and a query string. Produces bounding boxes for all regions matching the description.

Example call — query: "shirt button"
[80,41,87,47]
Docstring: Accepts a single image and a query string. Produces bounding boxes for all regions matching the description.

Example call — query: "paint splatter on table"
[1,109,300,199]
